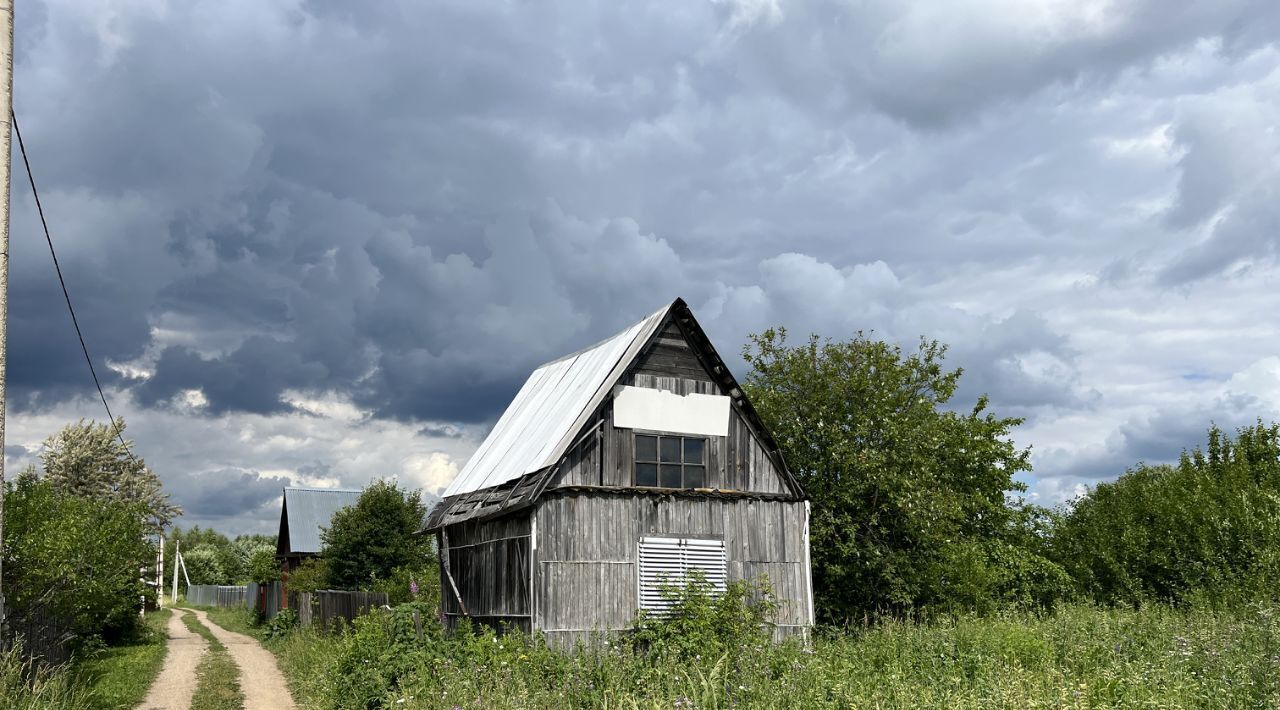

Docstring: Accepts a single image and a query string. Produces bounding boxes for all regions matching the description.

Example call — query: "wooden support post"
[439,528,468,616]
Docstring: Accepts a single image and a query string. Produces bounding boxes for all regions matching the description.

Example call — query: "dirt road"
[139,607,295,710]
[138,610,207,710]
[187,608,296,710]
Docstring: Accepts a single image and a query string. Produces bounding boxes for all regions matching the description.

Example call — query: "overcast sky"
[5,0,1280,534]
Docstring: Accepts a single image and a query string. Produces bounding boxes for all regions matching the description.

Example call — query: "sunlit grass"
[77,609,171,710]
[257,602,1280,709]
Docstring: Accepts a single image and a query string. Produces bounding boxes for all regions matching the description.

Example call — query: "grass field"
[212,602,1280,709]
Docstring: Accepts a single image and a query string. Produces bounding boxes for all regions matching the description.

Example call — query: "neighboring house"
[275,487,362,573]
[422,298,814,646]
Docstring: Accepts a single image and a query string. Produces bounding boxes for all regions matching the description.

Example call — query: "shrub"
[264,609,298,640]
[1053,422,1280,606]
[2,476,152,644]
[248,547,280,585]
[322,480,435,590]
[284,558,329,594]
[370,564,441,608]
[632,573,778,659]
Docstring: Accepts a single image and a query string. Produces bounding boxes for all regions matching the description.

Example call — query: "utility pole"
[0,0,16,644]
[157,533,164,609]
[171,539,180,604]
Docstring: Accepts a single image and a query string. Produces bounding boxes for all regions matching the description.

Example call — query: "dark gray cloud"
[170,468,292,518]
[4,0,1280,527]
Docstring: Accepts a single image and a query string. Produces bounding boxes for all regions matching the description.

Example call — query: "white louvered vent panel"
[639,537,727,616]
[684,538,728,592]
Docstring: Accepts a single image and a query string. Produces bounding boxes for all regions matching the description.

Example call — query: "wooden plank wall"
[557,429,602,487]
[534,492,812,647]
[440,514,533,634]
[629,320,715,382]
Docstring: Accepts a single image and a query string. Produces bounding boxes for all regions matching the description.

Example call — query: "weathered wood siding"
[629,320,715,382]
[533,492,812,647]
[551,363,788,495]
[556,428,603,487]
[439,514,532,634]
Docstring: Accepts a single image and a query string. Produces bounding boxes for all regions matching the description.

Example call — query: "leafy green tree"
[39,417,179,530]
[321,480,435,590]
[1053,421,1280,606]
[181,546,232,585]
[247,547,281,585]
[2,476,152,643]
[742,329,1064,621]
[166,526,246,583]
[284,558,329,593]
[232,534,277,579]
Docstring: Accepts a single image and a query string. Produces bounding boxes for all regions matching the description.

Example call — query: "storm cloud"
[5,0,1280,531]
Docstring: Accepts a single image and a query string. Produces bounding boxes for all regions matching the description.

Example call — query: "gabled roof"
[424,298,802,532]
[276,487,362,555]
[441,301,671,498]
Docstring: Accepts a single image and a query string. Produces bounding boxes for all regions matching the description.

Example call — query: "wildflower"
[410,580,420,596]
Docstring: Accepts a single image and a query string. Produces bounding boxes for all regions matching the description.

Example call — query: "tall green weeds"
[0,644,92,710]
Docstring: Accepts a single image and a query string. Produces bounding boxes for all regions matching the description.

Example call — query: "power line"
[11,108,141,466]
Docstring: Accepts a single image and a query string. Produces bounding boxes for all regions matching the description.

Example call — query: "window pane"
[683,438,705,464]
[636,435,657,462]
[636,463,658,487]
[685,465,705,489]
[660,437,681,463]
[660,464,683,488]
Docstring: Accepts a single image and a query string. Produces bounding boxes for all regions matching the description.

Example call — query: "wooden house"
[422,298,813,646]
[275,487,362,574]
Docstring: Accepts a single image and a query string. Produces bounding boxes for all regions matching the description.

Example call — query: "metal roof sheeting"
[280,487,362,554]
[442,301,673,498]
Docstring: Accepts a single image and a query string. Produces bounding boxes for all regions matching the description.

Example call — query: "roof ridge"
[536,299,678,369]
[284,486,362,493]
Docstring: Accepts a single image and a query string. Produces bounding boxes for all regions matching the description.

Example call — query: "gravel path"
[138,609,207,710]
[187,608,296,710]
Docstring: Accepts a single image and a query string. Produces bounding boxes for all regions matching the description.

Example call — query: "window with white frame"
[637,537,727,615]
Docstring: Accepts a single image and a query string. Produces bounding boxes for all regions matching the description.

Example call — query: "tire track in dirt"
[138,609,207,710]
[186,608,296,710]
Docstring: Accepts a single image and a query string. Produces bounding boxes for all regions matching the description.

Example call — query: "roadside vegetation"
[76,609,172,710]
[1,419,178,708]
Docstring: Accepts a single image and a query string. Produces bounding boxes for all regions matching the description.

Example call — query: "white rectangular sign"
[613,385,730,437]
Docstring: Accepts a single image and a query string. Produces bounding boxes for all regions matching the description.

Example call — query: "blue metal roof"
[278,487,362,555]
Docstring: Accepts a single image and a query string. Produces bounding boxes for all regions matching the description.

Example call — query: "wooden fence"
[290,590,388,631]
[185,585,248,608]
[246,581,284,618]
[248,587,387,631]
[1,605,73,666]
